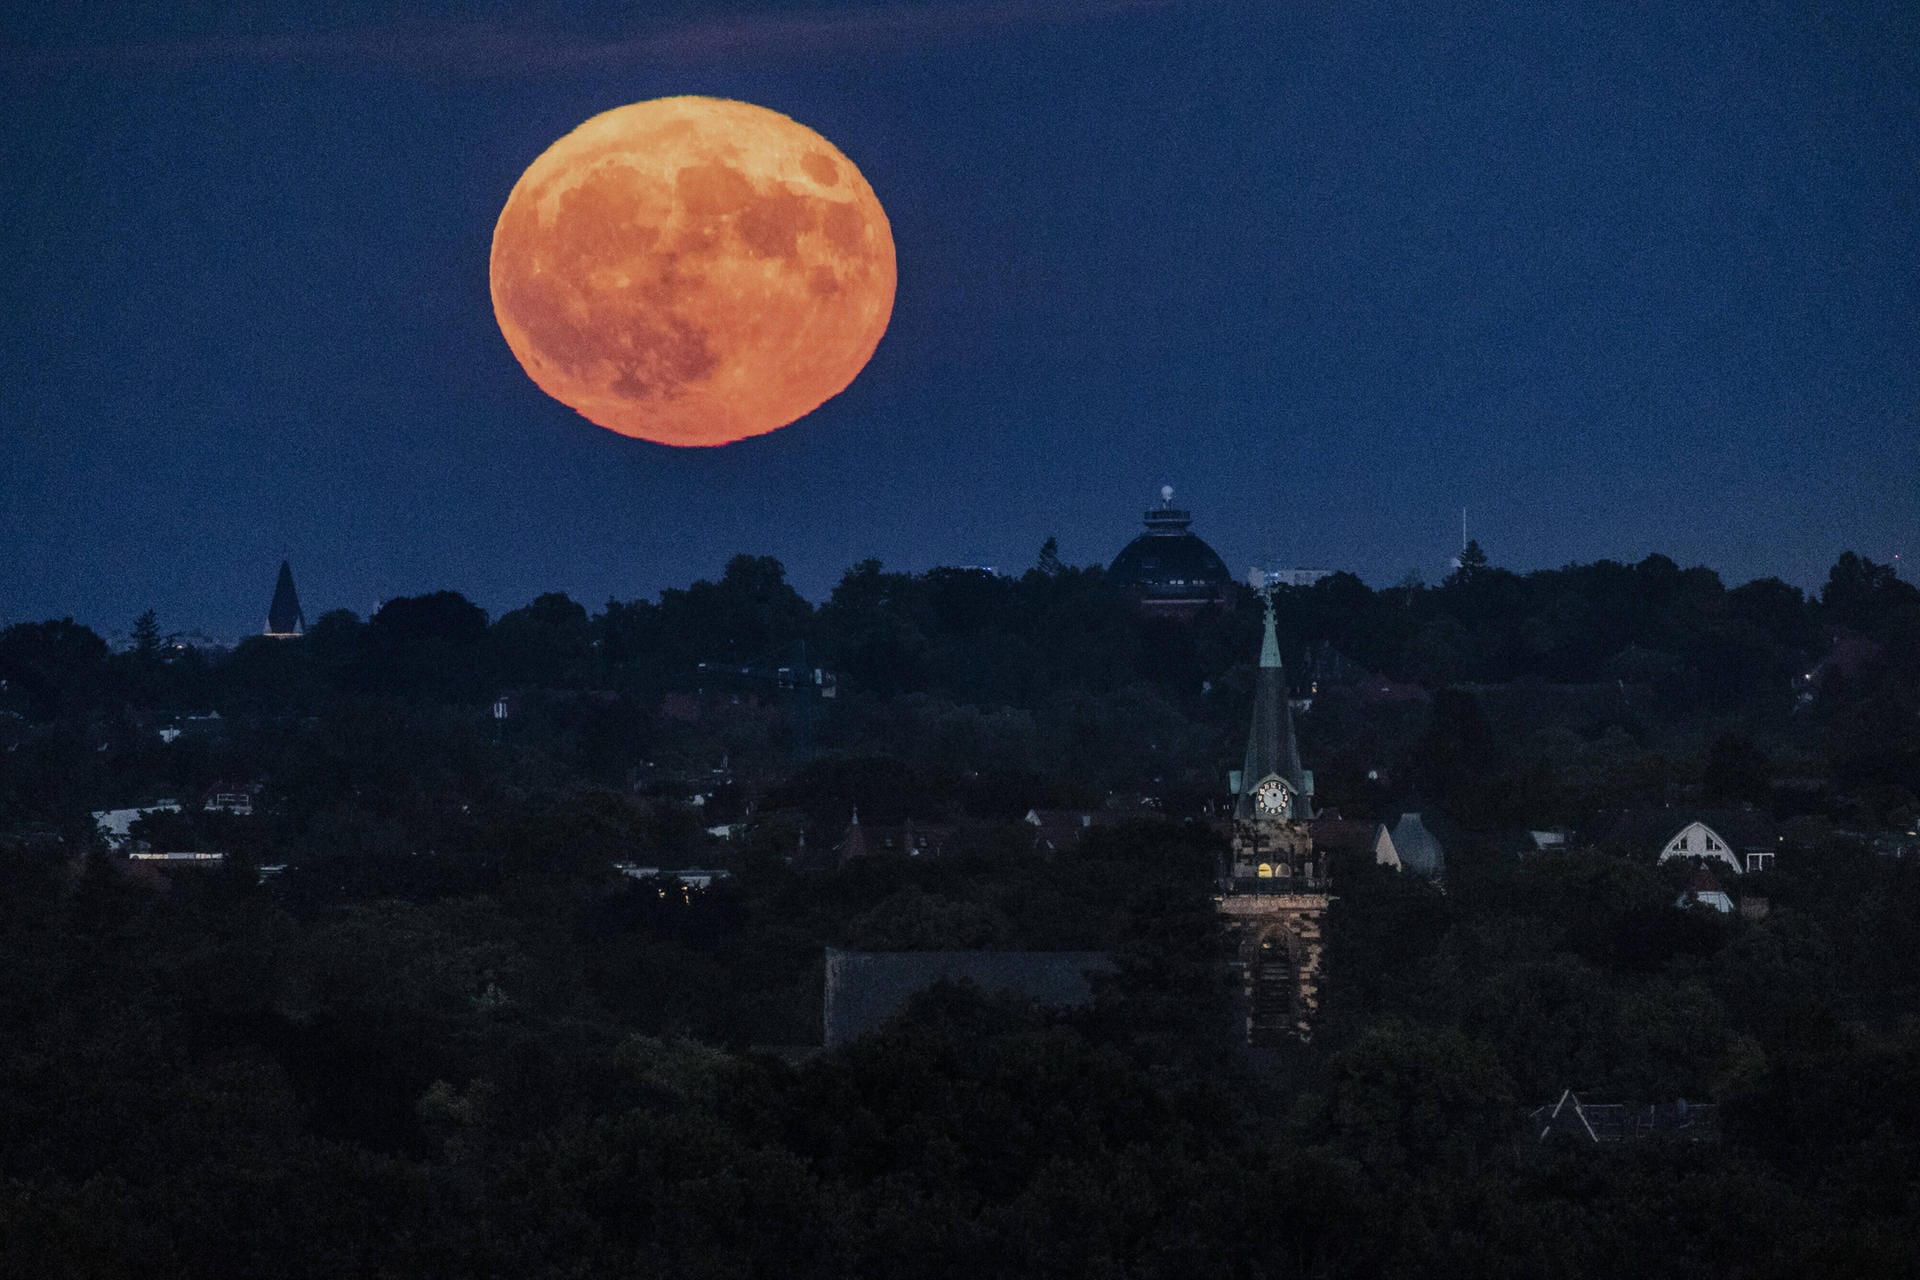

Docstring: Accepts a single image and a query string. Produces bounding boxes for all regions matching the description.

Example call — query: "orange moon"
[489,97,896,447]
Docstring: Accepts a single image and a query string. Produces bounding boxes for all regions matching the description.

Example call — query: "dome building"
[1108,487,1233,615]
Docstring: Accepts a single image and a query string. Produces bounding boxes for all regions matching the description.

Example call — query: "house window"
[1256,863,1273,878]
[1677,835,1689,851]
[1705,835,1721,851]
[1746,852,1773,873]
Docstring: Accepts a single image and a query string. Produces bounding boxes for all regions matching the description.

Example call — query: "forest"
[1,546,1917,1277]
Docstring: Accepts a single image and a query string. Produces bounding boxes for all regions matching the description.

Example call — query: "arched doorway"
[1248,927,1298,1047]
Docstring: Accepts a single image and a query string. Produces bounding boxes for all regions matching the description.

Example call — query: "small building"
[202,782,259,815]
[834,811,955,865]
[92,802,182,850]
[823,948,1113,1047]
[159,712,226,744]
[1023,808,1120,853]
[1530,1090,1716,1144]
[1655,818,1774,874]
[1589,808,1779,874]
[1869,830,1920,861]
[1373,807,1457,882]
[127,850,226,867]
[1676,865,1734,914]
[1260,568,1335,587]
[614,864,733,889]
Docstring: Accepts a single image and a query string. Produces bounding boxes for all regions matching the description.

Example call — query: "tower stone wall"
[1216,892,1327,1043]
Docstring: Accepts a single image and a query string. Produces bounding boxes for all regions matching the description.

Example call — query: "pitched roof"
[788,828,838,874]
[1236,596,1310,819]
[834,814,954,864]
[1307,817,1376,857]
[823,948,1114,1046]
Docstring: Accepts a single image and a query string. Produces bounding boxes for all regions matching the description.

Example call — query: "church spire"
[1236,575,1311,819]
[1259,591,1282,669]
[265,560,305,638]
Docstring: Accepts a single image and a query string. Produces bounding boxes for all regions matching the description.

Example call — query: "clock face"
[1255,779,1288,815]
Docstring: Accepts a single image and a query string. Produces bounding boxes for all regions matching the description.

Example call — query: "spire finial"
[1259,590,1280,669]
[1247,568,1280,666]
[1160,484,1174,506]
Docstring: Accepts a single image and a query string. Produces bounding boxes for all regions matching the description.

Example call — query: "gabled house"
[202,782,260,815]
[834,810,955,866]
[1523,829,1571,855]
[1656,818,1772,873]
[613,864,733,889]
[1023,808,1120,853]
[1588,807,1779,874]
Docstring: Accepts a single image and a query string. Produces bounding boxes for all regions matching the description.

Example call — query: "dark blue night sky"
[5,1,1916,640]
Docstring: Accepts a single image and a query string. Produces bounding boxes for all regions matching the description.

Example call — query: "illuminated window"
[1257,863,1273,878]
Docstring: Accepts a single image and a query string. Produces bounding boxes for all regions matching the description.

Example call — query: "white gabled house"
[1658,821,1742,872]
[1656,820,1775,874]
[1589,807,1779,875]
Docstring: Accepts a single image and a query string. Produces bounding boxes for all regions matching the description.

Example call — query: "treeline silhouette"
[3,547,1915,836]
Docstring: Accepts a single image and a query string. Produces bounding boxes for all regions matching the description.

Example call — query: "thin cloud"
[7,0,1174,76]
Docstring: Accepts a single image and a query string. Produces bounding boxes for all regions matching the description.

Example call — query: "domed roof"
[1109,489,1231,604]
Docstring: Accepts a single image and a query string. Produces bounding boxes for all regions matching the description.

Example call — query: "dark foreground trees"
[4,816,1920,1277]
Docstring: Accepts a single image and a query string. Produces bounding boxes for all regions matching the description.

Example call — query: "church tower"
[265,561,305,638]
[1229,581,1317,879]
[1216,571,1330,1044]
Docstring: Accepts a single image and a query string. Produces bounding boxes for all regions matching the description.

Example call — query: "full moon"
[489,97,896,447]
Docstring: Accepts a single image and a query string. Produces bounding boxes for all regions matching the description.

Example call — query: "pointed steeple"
[266,561,305,637]
[1236,580,1311,819]
[838,807,870,865]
